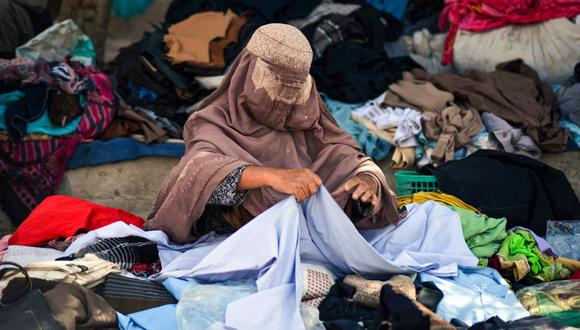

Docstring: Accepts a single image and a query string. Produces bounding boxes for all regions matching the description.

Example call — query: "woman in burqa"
[146,24,404,243]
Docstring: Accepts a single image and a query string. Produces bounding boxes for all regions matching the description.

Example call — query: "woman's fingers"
[351,183,367,200]
[370,193,378,206]
[360,190,373,203]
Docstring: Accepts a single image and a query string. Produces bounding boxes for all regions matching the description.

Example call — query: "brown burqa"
[146,24,402,243]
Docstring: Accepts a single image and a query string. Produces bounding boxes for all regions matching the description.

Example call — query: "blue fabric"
[112,0,154,19]
[0,90,81,136]
[151,187,475,330]
[366,0,408,19]
[162,278,190,300]
[118,304,178,330]
[419,267,530,326]
[67,137,184,169]
[561,119,580,147]
[128,82,158,103]
[323,96,391,161]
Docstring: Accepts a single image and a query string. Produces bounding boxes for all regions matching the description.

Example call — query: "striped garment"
[73,236,159,270]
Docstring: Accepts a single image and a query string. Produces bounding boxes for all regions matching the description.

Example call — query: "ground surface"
[1,152,578,236]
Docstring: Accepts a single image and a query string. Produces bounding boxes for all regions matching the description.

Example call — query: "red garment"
[9,195,144,246]
[440,0,580,64]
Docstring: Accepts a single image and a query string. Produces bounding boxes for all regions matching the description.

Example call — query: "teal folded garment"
[0,90,81,136]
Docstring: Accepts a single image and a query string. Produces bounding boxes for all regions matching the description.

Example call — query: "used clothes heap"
[3,187,578,329]
[112,0,420,134]
[0,57,114,224]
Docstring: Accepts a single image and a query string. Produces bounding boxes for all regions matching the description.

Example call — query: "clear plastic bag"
[546,220,579,260]
[176,280,256,330]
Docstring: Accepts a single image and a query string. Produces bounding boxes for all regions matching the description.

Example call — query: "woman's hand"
[267,168,322,202]
[239,166,322,202]
[332,174,379,206]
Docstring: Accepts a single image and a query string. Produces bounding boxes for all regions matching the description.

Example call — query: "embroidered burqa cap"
[146,24,403,243]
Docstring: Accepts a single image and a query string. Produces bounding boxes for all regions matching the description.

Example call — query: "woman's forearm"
[238,165,273,190]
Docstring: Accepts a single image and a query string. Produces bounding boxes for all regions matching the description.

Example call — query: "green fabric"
[448,206,507,263]
[545,310,580,327]
[498,229,570,281]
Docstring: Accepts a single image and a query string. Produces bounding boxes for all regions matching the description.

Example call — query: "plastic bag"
[546,220,579,260]
[16,20,95,66]
[176,280,256,330]
[453,18,580,83]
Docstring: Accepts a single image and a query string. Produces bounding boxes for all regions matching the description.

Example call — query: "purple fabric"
[510,226,558,257]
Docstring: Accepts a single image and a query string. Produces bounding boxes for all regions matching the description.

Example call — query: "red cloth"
[440,0,580,64]
[9,195,144,246]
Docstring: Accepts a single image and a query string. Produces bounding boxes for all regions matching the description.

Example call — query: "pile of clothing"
[439,0,580,83]
[110,0,420,142]
[0,187,578,329]
[0,20,115,224]
[330,58,579,167]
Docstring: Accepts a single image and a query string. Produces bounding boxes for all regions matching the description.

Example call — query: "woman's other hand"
[332,174,379,206]
[239,166,322,202]
[267,168,322,202]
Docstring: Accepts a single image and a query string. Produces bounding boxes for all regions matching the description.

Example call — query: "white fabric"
[0,254,119,291]
[360,201,478,276]
[453,18,580,83]
[403,29,453,74]
[3,245,64,265]
[352,94,425,147]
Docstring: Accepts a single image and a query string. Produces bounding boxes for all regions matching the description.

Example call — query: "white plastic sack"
[453,18,580,83]
[16,19,96,66]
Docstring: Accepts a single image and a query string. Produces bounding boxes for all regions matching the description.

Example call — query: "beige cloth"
[164,10,236,66]
[384,72,482,165]
[454,18,580,84]
[352,114,416,169]
[0,254,119,292]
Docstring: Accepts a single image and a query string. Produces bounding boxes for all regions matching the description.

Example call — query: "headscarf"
[146,24,402,243]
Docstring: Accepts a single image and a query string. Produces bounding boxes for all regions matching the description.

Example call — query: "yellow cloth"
[352,114,415,169]
[397,191,479,212]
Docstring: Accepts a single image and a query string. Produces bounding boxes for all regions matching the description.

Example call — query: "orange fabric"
[197,14,249,69]
[164,10,236,66]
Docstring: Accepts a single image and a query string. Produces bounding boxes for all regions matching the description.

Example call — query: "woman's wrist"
[239,165,277,190]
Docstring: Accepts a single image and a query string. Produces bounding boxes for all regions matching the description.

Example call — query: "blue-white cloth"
[67,137,185,169]
[76,187,476,330]
[118,304,178,330]
[419,267,530,326]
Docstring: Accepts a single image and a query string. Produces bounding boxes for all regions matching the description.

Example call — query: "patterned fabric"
[0,60,114,223]
[311,14,365,59]
[66,236,159,271]
[344,274,416,309]
[0,57,52,86]
[208,165,249,206]
[301,264,335,307]
[516,280,580,316]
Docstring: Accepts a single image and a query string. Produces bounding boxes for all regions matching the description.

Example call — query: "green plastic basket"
[395,171,438,196]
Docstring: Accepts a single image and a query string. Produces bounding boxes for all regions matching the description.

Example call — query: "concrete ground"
[0,151,578,236]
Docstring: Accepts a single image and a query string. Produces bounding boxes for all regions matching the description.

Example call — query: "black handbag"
[0,261,65,330]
